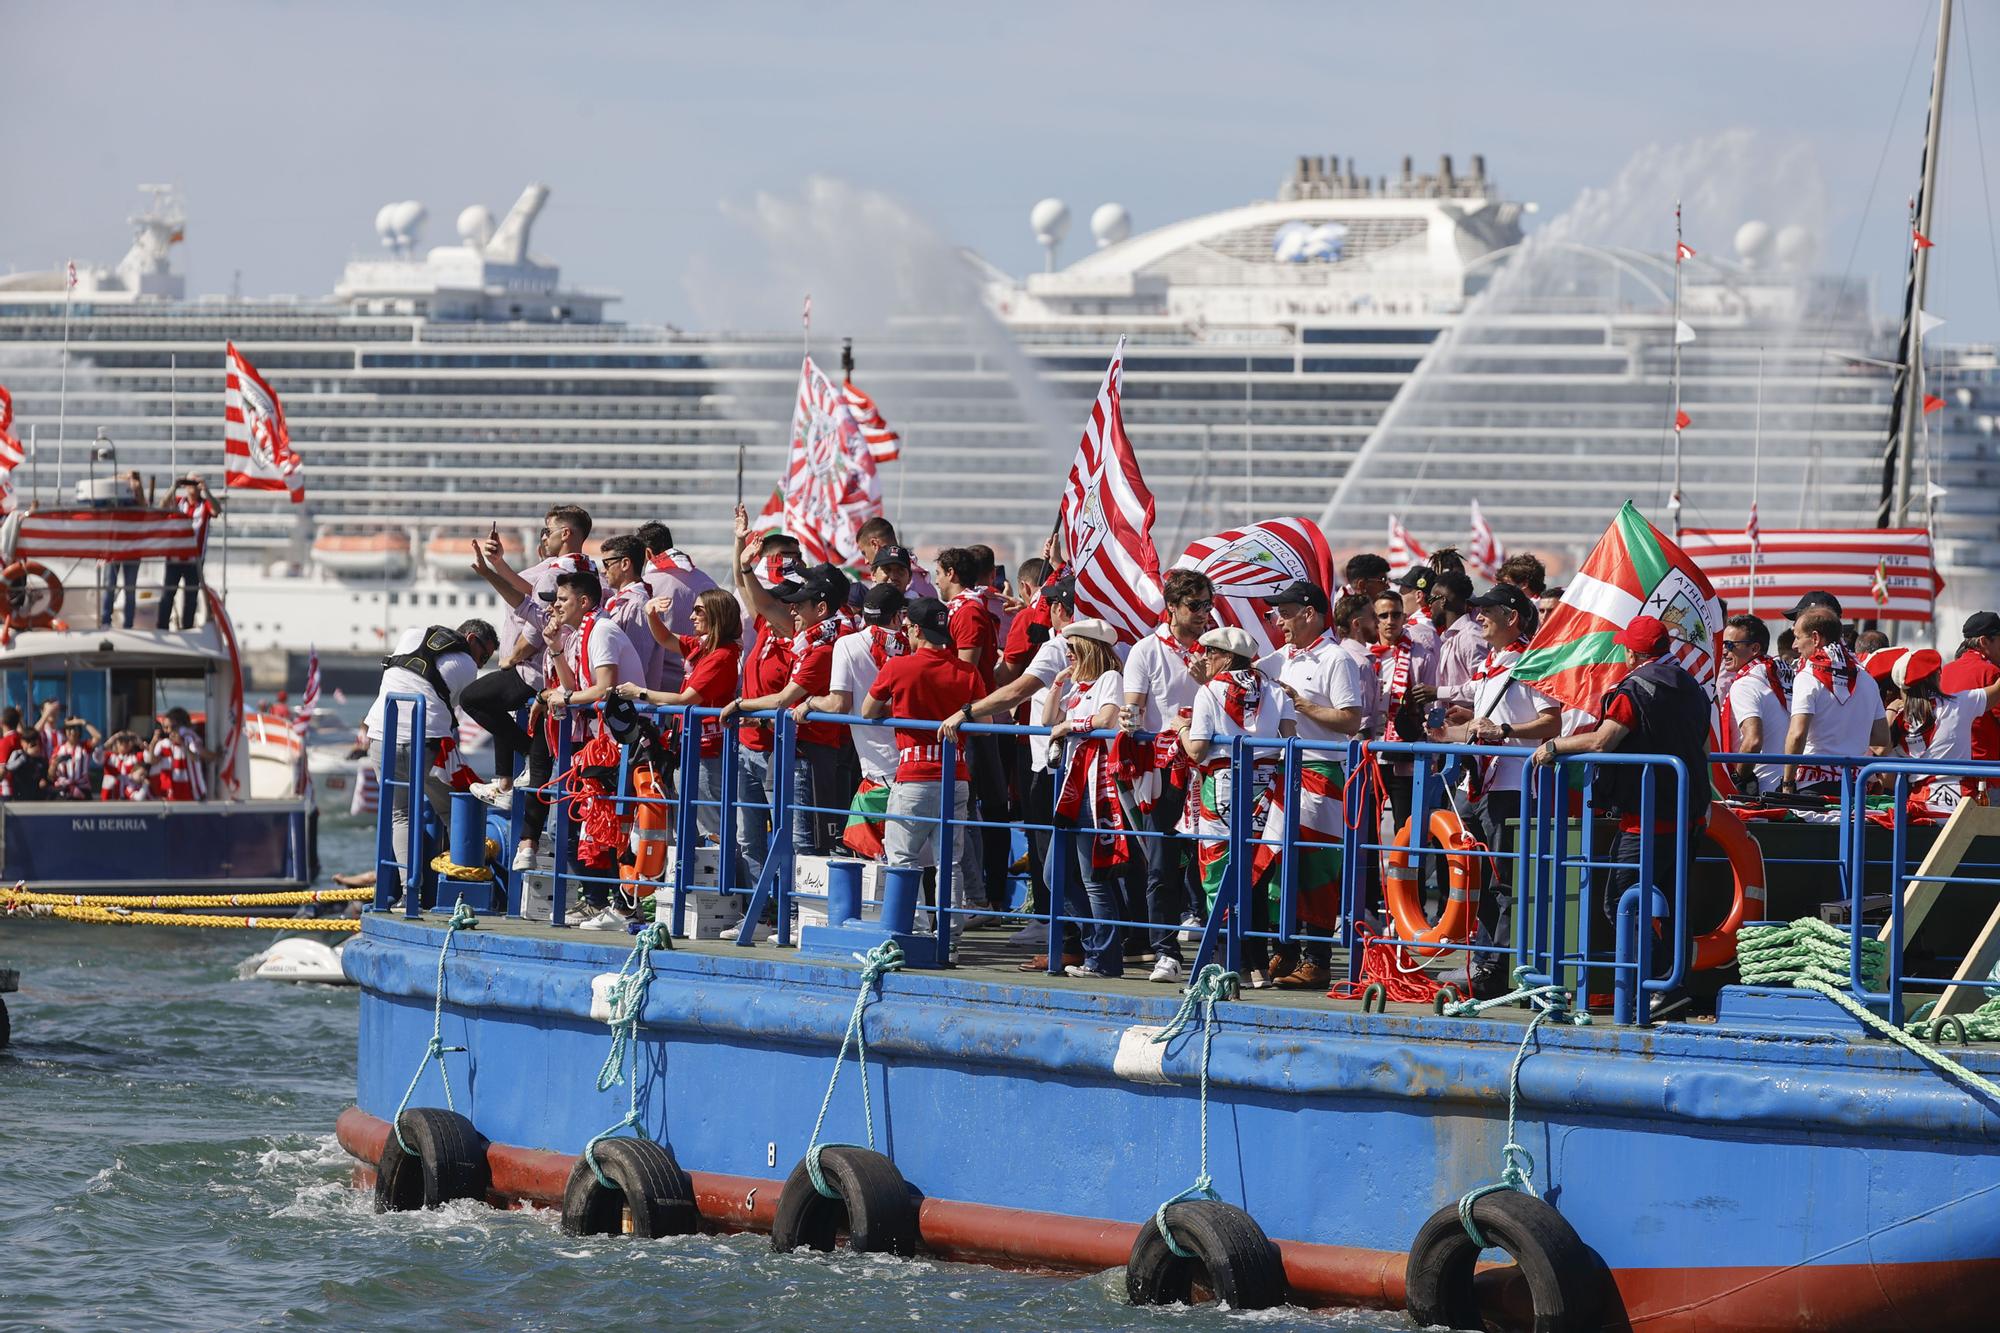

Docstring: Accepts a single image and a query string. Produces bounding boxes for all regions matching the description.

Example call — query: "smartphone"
[1426,704,1446,731]
[488,521,500,543]
[992,565,1008,590]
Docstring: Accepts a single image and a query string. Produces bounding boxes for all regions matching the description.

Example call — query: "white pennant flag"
[1674,320,1697,345]
[1917,309,1946,337]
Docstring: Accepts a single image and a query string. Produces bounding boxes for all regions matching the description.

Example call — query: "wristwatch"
[1499,723,1515,740]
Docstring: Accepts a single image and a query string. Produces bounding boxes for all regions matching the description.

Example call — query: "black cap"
[776,574,840,606]
[906,595,952,646]
[862,583,906,623]
[1467,584,1534,622]
[1268,579,1329,615]
[870,543,914,570]
[1043,575,1076,610]
[1395,566,1436,593]
[1964,610,2000,639]
[1785,591,1842,619]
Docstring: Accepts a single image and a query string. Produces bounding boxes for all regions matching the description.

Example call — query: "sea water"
[0,814,1414,1331]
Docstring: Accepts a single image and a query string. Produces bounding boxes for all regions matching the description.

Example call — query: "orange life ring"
[620,765,670,895]
[0,560,65,632]
[1692,804,1765,971]
[1381,808,1486,958]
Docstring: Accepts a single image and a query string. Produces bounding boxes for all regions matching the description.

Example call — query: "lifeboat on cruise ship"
[312,531,413,578]
[425,531,523,579]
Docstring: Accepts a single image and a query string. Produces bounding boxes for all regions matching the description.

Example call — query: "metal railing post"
[550,709,574,927]
[1277,737,1301,954]
[404,696,427,919]
[1047,738,1075,977]
[773,709,797,948]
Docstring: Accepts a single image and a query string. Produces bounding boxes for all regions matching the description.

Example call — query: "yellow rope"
[429,837,501,882]
[1,886,373,910]
[18,904,360,931]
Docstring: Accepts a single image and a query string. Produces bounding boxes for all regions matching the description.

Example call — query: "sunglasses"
[1180,600,1215,613]
[1722,638,1758,649]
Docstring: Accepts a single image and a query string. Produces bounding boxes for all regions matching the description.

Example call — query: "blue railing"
[372,693,2000,1029]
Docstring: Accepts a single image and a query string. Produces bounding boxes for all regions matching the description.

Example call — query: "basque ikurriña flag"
[1056,338,1163,644]
[1174,517,1334,655]
[1512,501,1725,715]
[758,355,883,566]
[224,343,305,502]
[842,378,901,463]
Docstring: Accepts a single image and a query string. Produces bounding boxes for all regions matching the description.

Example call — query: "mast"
[56,259,72,498]
[1881,0,1952,527]
[169,352,178,480]
[1748,347,1762,618]
[1669,202,1685,539]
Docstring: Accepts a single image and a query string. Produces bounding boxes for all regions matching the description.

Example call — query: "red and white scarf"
[862,624,906,669]
[1214,667,1266,731]
[1369,636,1416,740]
[1807,642,1860,702]
[792,614,847,655]
[1719,655,1788,754]
[569,611,602,688]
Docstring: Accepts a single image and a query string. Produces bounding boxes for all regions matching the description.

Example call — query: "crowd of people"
[0,698,211,801]
[355,498,2000,998]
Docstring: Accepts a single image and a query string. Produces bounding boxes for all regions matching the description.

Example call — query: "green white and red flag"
[1512,501,1725,717]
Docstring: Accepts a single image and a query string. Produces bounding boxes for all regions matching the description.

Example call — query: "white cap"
[1062,617,1118,646]
[1199,625,1256,658]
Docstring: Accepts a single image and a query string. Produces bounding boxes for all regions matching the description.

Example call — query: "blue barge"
[339,699,2000,1330]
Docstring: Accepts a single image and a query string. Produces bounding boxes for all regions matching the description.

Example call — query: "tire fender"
[1405,1190,1604,1333]
[1125,1200,1288,1310]
[561,1136,699,1238]
[770,1146,919,1257]
[373,1107,491,1212]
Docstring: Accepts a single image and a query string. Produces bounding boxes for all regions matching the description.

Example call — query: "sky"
[4,0,1998,343]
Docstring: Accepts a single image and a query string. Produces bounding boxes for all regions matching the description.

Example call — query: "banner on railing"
[5,507,202,563]
[1679,526,1943,623]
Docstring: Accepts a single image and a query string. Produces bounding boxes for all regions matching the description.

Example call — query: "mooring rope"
[802,940,905,1198]
[391,900,479,1153]
[1145,963,1240,1257]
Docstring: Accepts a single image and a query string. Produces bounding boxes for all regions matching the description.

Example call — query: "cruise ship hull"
[339,915,2000,1331]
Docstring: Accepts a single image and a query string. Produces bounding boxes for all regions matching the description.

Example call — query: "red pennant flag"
[1674,409,1692,431]
[1913,227,1935,251]
[1675,240,1696,263]
[1923,394,1947,414]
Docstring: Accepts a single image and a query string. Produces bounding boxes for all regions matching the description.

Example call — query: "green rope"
[1742,917,2000,1105]
[581,922,673,1189]
[1910,994,2000,1043]
[1442,968,1588,1248]
[392,899,478,1153]
[1146,963,1240,1258]
[803,941,905,1198]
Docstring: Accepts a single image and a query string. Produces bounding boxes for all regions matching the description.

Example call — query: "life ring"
[1692,804,1765,971]
[770,1145,919,1256]
[1405,1190,1604,1333]
[0,560,64,632]
[620,766,670,893]
[560,1136,699,1238]
[1126,1199,1289,1309]
[373,1107,491,1212]
[1381,808,1486,958]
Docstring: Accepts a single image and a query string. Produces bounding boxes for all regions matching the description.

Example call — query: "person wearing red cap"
[1874,646,2000,813]
[1531,613,1710,997]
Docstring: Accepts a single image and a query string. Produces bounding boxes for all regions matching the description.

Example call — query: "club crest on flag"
[1176,517,1332,653]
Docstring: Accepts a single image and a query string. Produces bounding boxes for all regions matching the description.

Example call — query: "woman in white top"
[1873,646,2000,814]
[1043,619,1131,980]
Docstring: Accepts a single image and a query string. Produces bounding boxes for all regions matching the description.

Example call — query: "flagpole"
[57,260,72,499]
[1748,347,1762,618]
[1243,354,1254,525]
[28,423,36,506]
[169,352,178,481]
[1896,0,1952,528]
[1669,204,1685,540]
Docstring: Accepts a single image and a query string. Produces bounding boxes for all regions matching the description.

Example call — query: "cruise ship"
[0,159,1975,655]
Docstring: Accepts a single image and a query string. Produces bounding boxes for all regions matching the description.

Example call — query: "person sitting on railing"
[1434,584,1561,997]
[1119,568,1215,986]
[1260,579,1365,992]
[1941,611,2000,767]
[623,586,744,847]
[1870,647,2000,816]
[1172,625,1297,990]
[808,583,907,860]
[1780,607,1888,798]
[861,596,983,932]
[1720,615,1789,797]
[1530,615,1710,995]
[1045,618,1139,982]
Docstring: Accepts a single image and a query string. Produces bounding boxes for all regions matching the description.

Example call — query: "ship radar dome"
[1031,197,1071,271]
[457,204,496,248]
[388,200,428,246]
[1090,203,1132,248]
[1774,223,1816,270]
[374,203,399,248]
[1733,220,1774,269]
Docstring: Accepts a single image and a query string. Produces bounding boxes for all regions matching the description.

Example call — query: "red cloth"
[868,646,982,781]
[948,592,999,691]
[1939,649,2000,760]
[788,631,843,749]
[739,619,792,752]
[680,638,741,757]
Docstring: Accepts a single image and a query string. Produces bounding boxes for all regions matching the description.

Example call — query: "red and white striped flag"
[1386,514,1428,576]
[224,343,305,503]
[843,378,901,463]
[296,646,320,738]
[757,355,882,565]
[10,508,202,562]
[1675,240,1696,263]
[1056,338,1163,644]
[1680,526,1944,624]
[1175,517,1334,655]
[1466,500,1506,582]
[1744,501,1760,552]
[65,260,77,289]
[0,385,22,514]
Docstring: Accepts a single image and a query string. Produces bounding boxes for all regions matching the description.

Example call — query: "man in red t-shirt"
[936,546,1012,912]
[865,596,985,914]
[1941,611,2000,762]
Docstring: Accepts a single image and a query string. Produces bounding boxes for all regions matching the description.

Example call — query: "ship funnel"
[484,183,550,264]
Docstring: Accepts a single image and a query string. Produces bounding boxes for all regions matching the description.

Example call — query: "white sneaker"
[1178,915,1203,944]
[511,841,541,872]
[563,905,591,926]
[1149,956,1183,984]
[1247,968,1271,990]
[580,907,628,931]
[470,780,515,810]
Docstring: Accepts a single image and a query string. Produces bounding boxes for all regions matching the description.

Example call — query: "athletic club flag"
[224,343,305,503]
[0,385,23,514]
[1675,240,1696,263]
[1680,526,1944,624]
[1174,517,1334,654]
[758,355,883,565]
[1744,501,1760,551]
[1056,338,1164,643]
[1466,500,1506,582]
[1387,514,1429,576]
[842,377,901,463]
[1514,501,1725,715]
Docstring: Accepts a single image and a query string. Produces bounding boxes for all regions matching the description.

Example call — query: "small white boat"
[241,936,352,986]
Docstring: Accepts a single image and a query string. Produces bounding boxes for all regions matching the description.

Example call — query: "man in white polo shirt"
[813,583,907,856]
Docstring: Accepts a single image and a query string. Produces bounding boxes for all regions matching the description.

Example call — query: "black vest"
[382,625,471,728]
[1597,655,1711,827]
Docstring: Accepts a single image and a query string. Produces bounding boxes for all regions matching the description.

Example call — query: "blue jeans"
[791,740,843,858]
[736,747,773,893]
[158,560,202,629]
[694,752,726,846]
[100,562,138,628]
[1050,811,1121,977]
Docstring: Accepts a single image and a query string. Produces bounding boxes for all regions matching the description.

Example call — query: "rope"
[1441,969,1589,1248]
[803,941,905,1198]
[581,921,673,1188]
[392,899,479,1153]
[1742,917,2000,1106]
[429,837,501,883]
[1,885,371,909]
[8,904,360,931]
[1328,930,1461,1005]
[1146,963,1239,1258]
